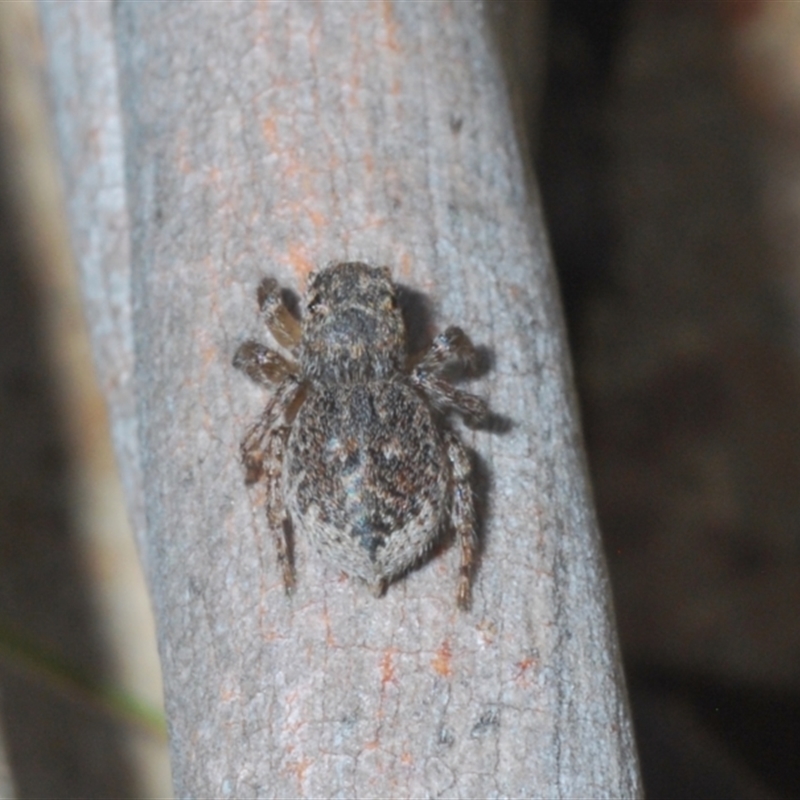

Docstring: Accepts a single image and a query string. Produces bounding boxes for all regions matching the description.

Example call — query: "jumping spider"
[233,262,491,608]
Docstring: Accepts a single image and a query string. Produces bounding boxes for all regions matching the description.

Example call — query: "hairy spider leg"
[410,325,478,374]
[444,430,478,609]
[238,379,301,593]
[410,326,488,428]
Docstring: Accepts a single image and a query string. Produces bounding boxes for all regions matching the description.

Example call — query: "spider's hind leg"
[411,325,479,376]
[239,379,301,593]
[262,423,295,593]
[443,429,477,610]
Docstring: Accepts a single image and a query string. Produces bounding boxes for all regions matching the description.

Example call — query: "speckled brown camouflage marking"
[233,262,490,608]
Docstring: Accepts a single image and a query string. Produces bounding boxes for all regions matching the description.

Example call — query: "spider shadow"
[280,286,301,321]
[395,282,508,604]
[395,283,434,357]
[469,447,494,591]
[396,283,489,375]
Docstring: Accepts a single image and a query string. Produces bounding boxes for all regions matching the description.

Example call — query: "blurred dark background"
[532,0,800,797]
[3,1,800,797]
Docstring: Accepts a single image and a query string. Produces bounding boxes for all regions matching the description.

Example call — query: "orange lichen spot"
[514,654,539,683]
[400,751,413,766]
[381,0,401,53]
[380,648,397,686]
[307,14,321,57]
[200,340,217,371]
[398,252,413,279]
[261,627,280,643]
[288,757,312,785]
[346,74,362,109]
[287,243,316,281]
[306,207,328,230]
[261,117,278,148]
[364,739,380,751]
[431,640,453,677]
[323,609,337,647]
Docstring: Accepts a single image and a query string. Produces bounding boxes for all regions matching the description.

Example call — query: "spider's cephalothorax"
[233,262,490,609]
[300,263,404,383]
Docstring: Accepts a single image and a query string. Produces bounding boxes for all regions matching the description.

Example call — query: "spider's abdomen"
[284,379,448,586]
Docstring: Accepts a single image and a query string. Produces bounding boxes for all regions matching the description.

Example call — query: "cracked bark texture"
[38,1,641,797]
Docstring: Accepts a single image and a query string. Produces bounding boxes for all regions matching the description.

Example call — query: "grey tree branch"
[39,1,641,797]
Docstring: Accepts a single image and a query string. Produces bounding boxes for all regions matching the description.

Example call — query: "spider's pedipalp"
[258,276,302,349]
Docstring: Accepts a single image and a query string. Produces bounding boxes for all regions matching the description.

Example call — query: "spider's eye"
[307,294,322,313]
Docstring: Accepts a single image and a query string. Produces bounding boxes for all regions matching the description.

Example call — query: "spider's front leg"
[410,326,488,427]
[234,274,302,383]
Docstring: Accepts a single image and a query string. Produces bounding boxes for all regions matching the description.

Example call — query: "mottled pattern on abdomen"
[285,379,448,585]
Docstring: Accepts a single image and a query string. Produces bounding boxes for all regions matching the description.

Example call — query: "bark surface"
[39,1,641,797]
